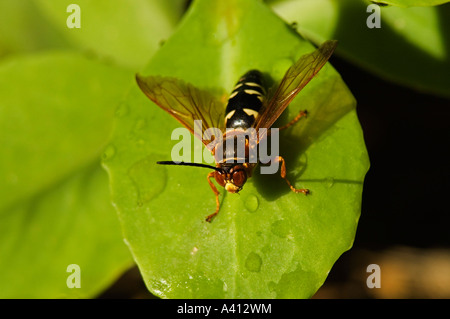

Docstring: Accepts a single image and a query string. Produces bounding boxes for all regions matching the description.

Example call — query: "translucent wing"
[255,40,338,138]
[136,75,225,147]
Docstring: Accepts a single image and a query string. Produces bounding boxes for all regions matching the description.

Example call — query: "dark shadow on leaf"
[253,75,355,201]
[438,3,450,65]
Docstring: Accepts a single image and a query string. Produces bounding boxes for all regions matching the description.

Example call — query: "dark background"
[314,54,450,298]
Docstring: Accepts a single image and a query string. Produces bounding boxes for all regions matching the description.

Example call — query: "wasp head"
[214,164,248,193]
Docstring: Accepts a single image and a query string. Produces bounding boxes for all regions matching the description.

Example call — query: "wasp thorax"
[213,130,258,166]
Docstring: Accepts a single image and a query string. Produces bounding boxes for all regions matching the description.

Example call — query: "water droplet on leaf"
[244,194,259,212]
[128,155,167,205]
[129,119,148,143]
[102,144,116,161]
[271,219,292,239]
[325,177,335,188]
[135,119,147,130]
[245,252,262,272]
[115,102,129,118]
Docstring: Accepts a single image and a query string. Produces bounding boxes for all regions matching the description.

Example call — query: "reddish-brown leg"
[205,171,221,222]
[278,110,308,131]
[277,156,309,195]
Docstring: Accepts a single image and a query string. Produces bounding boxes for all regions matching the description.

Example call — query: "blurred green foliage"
[0,0,185,298]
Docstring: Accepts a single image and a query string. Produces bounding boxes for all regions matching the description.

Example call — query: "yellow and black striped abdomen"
[225,70,265,129]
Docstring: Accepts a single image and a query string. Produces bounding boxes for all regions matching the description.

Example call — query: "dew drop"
[244,194,259,213]
[129,119,148,143]
[115,102,129,118]
[245,252,262,272]
[271,219,292,239]
[134,118,147,130]
[102,144,116,161]
[128,155,167,206]
[325,177,335,188]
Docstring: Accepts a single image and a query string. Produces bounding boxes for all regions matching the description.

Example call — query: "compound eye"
[214,171,226,187]
[232,170,247,187]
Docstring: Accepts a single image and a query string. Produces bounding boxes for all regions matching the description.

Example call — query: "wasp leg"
[278,109,308,131]
[277,156,310,195]
[205,171,220,222]
[265,110,307,137]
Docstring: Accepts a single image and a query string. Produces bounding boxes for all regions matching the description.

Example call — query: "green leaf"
[34,0,188,70]
[269,0,450,98]
[0,0,73,58]
[0,52,133,298]
[104,0,369,298]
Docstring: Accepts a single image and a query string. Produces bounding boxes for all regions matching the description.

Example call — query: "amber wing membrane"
[255,40,338,137]
[136,75,225,146]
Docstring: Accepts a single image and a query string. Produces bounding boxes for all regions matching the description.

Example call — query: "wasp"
[136,40,337,222]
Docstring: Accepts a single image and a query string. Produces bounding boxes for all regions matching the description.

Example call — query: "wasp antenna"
[157,161,222,172]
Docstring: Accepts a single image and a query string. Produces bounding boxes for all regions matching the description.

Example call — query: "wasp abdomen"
[225,70,265,129]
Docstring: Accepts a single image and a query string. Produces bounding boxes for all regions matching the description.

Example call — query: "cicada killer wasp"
[136,40,338,222]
